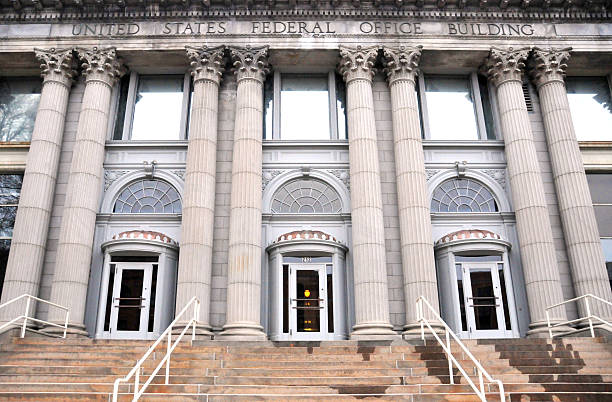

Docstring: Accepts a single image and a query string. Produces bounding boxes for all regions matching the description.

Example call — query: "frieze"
[3,20,610,39]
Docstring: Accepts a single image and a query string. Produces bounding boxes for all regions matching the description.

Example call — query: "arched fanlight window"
[114,179,182,213]
[271,178,342,214]
[431,178,498,213]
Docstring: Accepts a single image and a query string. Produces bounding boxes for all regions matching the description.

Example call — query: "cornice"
[0,4,611,22]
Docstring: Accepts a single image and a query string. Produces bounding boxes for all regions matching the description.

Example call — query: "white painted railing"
[546,294,612,338]
[0,294,69,338]
[112,296,200,402]
[416,296,505,402]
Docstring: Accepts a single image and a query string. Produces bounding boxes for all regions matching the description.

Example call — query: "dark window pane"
[113,75,130,140]
[0,239,10,300]
[335,73,347,140]
[327,268,334,333]
[498,263,512,330]
[104,264,116,332]
[296,270,320,332]
[470,269,498,330]
[148,264,158,332]
[478,75,496,140]
[264,76,273,139]
[0,78,42,142]
[116,269,144,331]
[110,255,159,263]
[456,264,467,332]
[283,264,288,334]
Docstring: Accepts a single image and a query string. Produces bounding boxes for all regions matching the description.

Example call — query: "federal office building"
[0,0,611,342]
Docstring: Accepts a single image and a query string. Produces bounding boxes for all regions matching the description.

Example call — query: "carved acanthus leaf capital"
[76,47,126,85]
[529,47,572,88]
[481,46,530,87]
[382,45,422,84]
[228,45,270,83]
[186,45,226,85]
[34,47,76,85]
[338,45,379,83]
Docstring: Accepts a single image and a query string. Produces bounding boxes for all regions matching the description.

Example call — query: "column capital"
[529,47,572,89]
[481,46,530,87]
[228,45,270,83]
[382,45,422,85]
[76,46,126,86]
[338,45,379,84]
[34,47,76,87]
[186,45,225,85]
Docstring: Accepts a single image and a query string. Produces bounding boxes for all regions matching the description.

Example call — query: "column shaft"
[46,48,124,335]
[219,46,269,340]
[382,46,440,334]
[483,47,568,336]
[530,48,612,320]
[339,46,397,339]
[0,49,75,322]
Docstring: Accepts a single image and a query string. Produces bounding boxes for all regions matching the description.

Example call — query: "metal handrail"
[416,296,505,402]
[0,294,69,338]
[112,296,200,402]
[546,294,612,338]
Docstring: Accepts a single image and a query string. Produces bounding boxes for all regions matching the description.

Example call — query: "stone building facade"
[0,0,611,341]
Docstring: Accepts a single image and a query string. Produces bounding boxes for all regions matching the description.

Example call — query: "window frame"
[109,72,192,141]
[418,72,499,141]
[266,70,346,141]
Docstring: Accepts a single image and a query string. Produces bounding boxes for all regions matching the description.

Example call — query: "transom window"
[114,179,182,214]
[566,77,612,141]
[431,178,498,213]
[0,78,42,142]
[264,72,347,140]
[113,73,192,141]
[271,178,342,213]
[419,74,496,141]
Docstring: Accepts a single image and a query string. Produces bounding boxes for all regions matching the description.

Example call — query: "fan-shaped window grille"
[114,179,182,213]
[431,178,498,213]
[271,178,342,214]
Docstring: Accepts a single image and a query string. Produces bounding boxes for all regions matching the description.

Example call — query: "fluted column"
[46,48,125,335]
[482,47,568,336]
[0,48,76,323]
[218,46,269,340]
[338,46,398,339]
[529,48,612,320]
[174,46,225,337]
[382,46,441,336]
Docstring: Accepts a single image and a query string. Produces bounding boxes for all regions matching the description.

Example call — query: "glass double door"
[458,262,512,339]
[108,263,154,339]
[289,264,332,340]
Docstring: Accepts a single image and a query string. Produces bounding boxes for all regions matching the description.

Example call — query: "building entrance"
[288,263,333,340]
[459,262,513,339]
[107,262,155,339]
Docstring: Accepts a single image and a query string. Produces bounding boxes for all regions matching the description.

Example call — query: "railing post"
[134,367,140,398]
[585,297,595,338]
[546,309,552,339]
[21,296,31,338]
[63,310,69,339]
[478,369,484,400]
[446,329,454,385]
[165,331,171,384]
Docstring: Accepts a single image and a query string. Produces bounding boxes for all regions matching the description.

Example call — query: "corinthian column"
[0,48,75,323]
[529,48,612,320]
[338,46,397,339]
[218,46,269,340]
[382,46,441,336]
[482,47,568,336]
[46,48,125,335]
[174,46,225,338]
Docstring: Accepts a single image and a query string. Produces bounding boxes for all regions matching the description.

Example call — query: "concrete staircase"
[0,336,610,401]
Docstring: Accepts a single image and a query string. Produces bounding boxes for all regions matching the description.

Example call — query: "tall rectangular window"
[419,73,496,141]
[0,174,23,299]
[113,73,191,141]
[0,78,41,142]
[263,71,347,140]
[586,173,612,290]
[566,77,612,141]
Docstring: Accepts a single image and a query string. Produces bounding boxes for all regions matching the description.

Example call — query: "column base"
[172,322,214,340]
[350,323,400,340]
[41,322,89,338]
[526,320,573,338]
[216,322,267,341]
[402,321,446,340]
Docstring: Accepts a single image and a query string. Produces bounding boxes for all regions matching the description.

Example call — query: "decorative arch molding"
[427,169,511,213]
[101,170,185,214]
[263,169,351,214]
